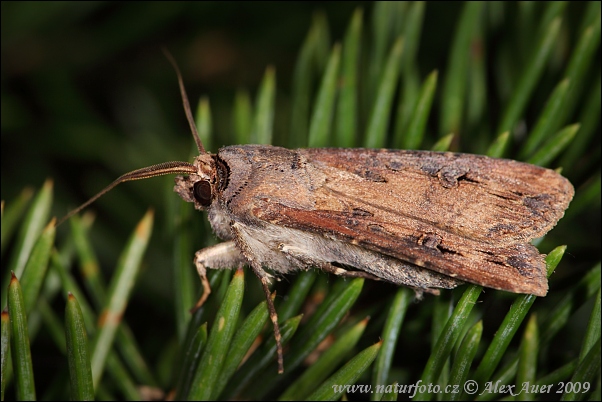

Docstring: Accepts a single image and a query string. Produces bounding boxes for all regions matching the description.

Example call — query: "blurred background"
[3,2,366,215]
[3,2,599,253]
[2,2,600,398]
[2,1,373,310]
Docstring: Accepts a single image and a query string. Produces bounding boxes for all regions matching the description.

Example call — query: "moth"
[60,54,574,374]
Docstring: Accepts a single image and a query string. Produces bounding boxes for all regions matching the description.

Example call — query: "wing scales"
[250,148,573,296]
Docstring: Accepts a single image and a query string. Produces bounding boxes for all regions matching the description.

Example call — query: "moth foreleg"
[194,230,286,374]
[191,241,247,312]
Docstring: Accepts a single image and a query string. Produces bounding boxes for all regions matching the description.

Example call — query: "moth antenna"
[162,48,206,154]
[57,161,197,227]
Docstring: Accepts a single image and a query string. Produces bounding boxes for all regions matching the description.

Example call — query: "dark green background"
[2,2,600,398]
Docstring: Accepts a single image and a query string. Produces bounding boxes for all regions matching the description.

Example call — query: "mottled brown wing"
[253,148,574,296]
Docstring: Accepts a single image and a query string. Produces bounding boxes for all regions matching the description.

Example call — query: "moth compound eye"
[193,180,212,207]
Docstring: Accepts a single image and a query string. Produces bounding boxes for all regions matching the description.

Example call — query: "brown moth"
[60,54,574,374]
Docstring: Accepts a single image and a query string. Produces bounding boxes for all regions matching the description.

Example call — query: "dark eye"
[193,181,212,207]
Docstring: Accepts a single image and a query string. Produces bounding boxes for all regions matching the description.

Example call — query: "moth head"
[174,153,217,210]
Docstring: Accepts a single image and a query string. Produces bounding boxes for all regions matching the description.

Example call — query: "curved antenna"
[162,48,206,154]
[57,161,197,227]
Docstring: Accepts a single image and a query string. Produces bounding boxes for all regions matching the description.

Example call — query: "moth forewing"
[197,146,573,299]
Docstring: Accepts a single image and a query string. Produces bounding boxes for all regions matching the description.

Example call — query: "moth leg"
[248,264,285,374]
[278,244,382,281]
[316,262,382,281]
[191,241,247,312]
[229,223,285,374]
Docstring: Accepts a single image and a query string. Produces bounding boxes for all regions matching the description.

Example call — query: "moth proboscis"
[59,53,574,374]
